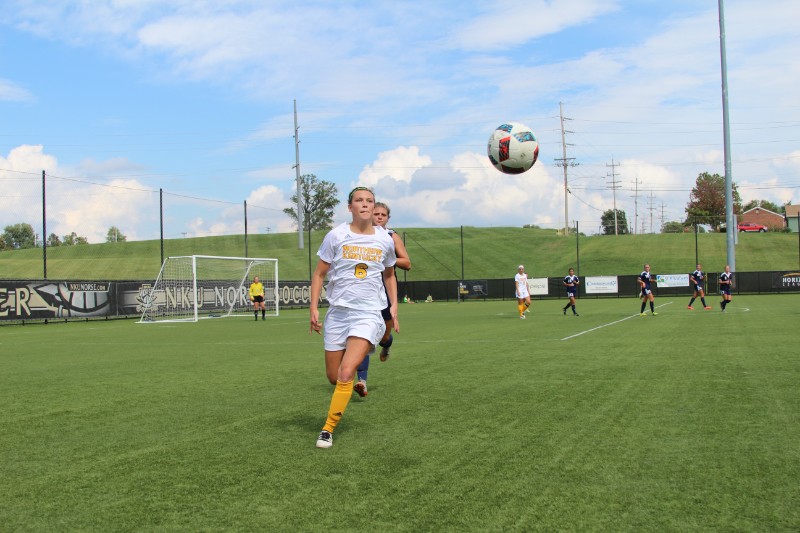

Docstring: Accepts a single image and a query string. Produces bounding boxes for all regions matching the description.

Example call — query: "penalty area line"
[560,301,674,341]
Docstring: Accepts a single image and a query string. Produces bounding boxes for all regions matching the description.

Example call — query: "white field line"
[560,301,674,341]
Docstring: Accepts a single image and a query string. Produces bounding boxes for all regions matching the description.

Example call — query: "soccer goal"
[139,255,279,323]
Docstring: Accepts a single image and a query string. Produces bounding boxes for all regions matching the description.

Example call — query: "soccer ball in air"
[487,122,539,174]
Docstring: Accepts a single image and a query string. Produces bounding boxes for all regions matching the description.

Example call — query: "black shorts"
[381,306,392,321]
[253,295,264,303]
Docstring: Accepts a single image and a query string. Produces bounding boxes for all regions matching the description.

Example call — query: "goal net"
[139,255,279,323]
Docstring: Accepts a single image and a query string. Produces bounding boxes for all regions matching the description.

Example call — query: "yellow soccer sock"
[518,304,524,316]
[322,379,354,433]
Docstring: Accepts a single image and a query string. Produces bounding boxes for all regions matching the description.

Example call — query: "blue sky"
[1,0,798,243]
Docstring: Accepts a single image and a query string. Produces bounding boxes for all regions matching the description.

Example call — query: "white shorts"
[516,289,530,299]
[323,306,385,352]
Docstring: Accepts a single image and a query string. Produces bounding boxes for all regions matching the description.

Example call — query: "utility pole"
[606,157,621,235]
[630,176,642,235]
[647,192,656,234]
[293,99,304,250]
[554,102,578,236]
[718,0,736,272]
[659,202,667,233]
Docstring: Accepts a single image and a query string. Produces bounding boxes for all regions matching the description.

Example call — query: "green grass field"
[2,296,799,531]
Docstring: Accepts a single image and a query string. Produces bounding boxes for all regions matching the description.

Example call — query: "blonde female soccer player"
[352,201,412,397]
[687,263,711,310]
[309,187,399,448]
[515,265,531,319]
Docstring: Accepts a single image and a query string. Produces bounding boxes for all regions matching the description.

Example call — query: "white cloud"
[0,79,34,102]
[448,0,619,51]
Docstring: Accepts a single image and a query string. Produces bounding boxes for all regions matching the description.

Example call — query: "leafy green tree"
[743,199,783,214]
[0,234,7,250]
[600,209,629,235]
[661,221,686,233]
[685,172,742,227]
[283,174,340,231]
[63,232,89,245]
[2,223,36,249]
[106,226,127,243]
[47,233,62,247]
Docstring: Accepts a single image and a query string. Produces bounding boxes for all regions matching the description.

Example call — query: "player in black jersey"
[562,268,580,316]
[687,263,711,310]
[638,264,658,316]
[719,265,733,312]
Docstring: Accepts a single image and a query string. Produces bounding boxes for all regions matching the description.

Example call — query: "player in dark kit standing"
[719,265,733,312]
[562,268,580,316]
[687,263,711,310]
[638,264,658,316]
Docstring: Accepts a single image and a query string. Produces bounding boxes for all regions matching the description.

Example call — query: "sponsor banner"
[585,276,619,294]
[656,274,690,288]
[459,280,489,299]
[773,272,800,290]
[527,278,549,296]
[0,280,114,320]
[0,280,330,321]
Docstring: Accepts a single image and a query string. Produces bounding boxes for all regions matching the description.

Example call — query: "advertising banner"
[458,280,489,299]
[773,272,800,290]
[0,280,115,320]
[527,278,549,296]
[656,274,690,288]
[584,276,619,294]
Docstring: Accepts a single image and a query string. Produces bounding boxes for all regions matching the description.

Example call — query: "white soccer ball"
[487,122,539,174]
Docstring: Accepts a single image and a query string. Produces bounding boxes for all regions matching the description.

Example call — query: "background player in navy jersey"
[638,264,658,316]
[687,263,711,310]
[719,265,733,312]
[353,201,412,398]
[562,268,580,316]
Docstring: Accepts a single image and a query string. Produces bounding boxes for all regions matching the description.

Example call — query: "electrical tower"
[630,176,642,235]
[606,157,621,235]
[554,102,578,236]
[647,192,656,234]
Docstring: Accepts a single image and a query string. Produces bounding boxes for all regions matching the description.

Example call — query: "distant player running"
[719,265,733,312]
[562,268,580,316]
[687,263,711,310]
[638,264,658,316]
[515,265,531,319]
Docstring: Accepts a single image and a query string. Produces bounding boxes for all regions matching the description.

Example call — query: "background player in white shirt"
[515,265,531,319]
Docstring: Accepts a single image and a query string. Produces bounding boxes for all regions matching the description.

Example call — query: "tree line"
[600,171,790,235]
[0,224,127,250]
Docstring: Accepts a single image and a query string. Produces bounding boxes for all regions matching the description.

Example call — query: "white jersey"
[317,223,396,310]
[515,272,530,298]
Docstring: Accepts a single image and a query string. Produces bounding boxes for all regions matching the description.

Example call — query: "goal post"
[139,255,279,323]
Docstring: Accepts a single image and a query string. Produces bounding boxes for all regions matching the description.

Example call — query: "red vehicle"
[737,222,768,233]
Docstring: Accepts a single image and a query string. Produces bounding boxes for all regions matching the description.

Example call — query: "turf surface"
[1,296,799,531]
